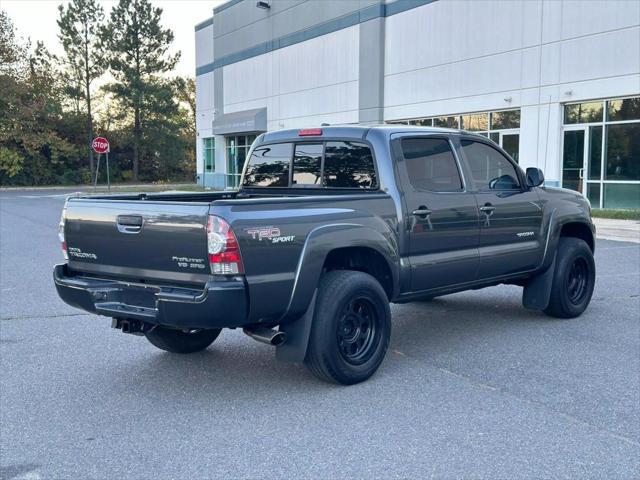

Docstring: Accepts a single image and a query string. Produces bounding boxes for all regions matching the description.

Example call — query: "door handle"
[116,215,143,234]
[479,204,495,215]
[412,207,432,218]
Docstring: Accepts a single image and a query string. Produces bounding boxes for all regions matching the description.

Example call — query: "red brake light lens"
[207,215,244,275]
[298,128,322,136]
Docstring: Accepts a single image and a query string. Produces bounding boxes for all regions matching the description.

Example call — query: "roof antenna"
[321,123,330,126]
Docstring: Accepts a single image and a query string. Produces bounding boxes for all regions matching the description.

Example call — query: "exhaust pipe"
[243,327,286,346]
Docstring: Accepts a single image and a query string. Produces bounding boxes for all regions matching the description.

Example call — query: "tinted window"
[490,110,520,129]
[323,142,377,188]
[460,140,520,191]
[292,143,322,185]
[605,123,640,181]
[243,143,292,187]
[563,102,603,124]
[607,97,640,121]
[401,138,462,192]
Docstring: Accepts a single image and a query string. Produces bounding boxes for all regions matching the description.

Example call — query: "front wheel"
[305,270,391,385]
[145,326,221,353]
[544,237,596,318]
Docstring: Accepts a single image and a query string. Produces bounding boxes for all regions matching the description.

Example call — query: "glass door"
[226,137,240,188]
[500,132,520,163]
[562,126,603,203]
[562,128,586,193]
[225,134,258,189]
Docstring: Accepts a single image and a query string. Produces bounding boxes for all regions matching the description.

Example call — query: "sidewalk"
[593,217,640,243]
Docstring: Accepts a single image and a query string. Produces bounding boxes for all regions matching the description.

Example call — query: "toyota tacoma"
[54,126,596,384]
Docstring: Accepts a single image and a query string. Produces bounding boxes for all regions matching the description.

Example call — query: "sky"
[2,0,225,78]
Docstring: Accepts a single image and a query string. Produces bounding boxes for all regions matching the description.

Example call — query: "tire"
[145,326,221,353]
[305,270,391,385]
[544,237,596,319]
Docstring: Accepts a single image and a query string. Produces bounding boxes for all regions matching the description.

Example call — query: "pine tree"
[100,0,179,181]
[57,0,105,178]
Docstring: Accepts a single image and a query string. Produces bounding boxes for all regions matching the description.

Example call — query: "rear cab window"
[243,140,378,189]
[292,143,323,186]
[243,143,292,187]
[400,137,463,192]
[324,142,377,188]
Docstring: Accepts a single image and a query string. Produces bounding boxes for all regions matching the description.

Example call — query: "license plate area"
[121,287,157,309]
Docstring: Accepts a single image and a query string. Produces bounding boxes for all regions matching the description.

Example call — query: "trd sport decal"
[245,226,295,244]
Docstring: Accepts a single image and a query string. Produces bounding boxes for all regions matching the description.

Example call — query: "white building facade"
[195,0,640,209]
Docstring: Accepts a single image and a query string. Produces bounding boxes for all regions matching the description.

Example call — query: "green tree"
[100,0,179,181]
[0,14,82,186]
[57,0,106,178]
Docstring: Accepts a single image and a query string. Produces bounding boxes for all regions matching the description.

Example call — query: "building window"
[387,109,521,163]
[564,102,603,124]
[203,138,215,173]
[433,116,459,129]
[460,113,488,131]
[562,96,640,209]
[225,134,257,188]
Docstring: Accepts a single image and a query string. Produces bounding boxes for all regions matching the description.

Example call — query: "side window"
[292,143,322,186]
[242,143,292,187]
[401,138,463,192]
[324,141,377,188]
[460,139,520,191]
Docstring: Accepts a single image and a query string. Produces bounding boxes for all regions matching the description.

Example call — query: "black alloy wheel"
[305,270,391,385]
[567,257,589,305]
[337,297,381,365]
[544,237,595,318]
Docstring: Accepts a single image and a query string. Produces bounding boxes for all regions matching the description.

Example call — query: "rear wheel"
[145,326,221,353]
[305,270,391,385]
[544,237,595,318]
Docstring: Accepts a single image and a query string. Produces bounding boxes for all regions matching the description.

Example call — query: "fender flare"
[275,223,399,363]
[523,214,594,310]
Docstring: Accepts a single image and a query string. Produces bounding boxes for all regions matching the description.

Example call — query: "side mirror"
[526,167,544,187]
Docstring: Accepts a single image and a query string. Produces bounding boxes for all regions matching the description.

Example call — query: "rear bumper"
[53,264,248,329]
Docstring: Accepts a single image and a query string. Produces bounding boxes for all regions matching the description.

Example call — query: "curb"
[0,183,198,192]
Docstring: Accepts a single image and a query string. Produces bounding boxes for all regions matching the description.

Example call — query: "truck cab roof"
[259,125,478,144]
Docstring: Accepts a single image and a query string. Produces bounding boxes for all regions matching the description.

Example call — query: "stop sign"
[92,137,110,154]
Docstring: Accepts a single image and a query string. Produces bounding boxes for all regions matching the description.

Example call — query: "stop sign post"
[92,137,111,191]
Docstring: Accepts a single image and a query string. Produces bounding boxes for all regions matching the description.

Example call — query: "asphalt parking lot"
[1,188,639,479]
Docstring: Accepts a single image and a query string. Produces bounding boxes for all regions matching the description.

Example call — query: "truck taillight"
[59,203,68,260]
[207,215,244,275]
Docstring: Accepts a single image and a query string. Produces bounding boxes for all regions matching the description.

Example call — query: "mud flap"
[522,252,557,310]
[276,291,317,363]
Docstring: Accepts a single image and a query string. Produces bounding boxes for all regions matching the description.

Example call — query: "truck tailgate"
[64,199,211,284]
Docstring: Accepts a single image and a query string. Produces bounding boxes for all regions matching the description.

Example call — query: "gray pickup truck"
[54,126,596,384]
